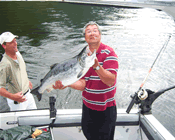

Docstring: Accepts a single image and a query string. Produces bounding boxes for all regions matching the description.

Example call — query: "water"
[0,1,175,137]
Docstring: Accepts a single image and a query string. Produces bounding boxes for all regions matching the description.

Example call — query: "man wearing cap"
[0,32,37,111]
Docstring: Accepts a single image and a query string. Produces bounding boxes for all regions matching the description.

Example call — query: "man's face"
[85,25,101,45]
[3,38,18,53]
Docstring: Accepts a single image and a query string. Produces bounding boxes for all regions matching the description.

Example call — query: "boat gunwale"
[1,108,175,139]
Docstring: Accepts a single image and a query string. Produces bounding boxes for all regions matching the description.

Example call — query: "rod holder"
[49,96,57,119]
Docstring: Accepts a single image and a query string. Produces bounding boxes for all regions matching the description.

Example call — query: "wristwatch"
[93,65,100,70]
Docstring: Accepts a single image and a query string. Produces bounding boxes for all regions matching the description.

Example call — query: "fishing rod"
[126,35,172,114]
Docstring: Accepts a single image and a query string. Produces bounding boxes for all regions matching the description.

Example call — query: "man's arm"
[69,79,86,91]
[53,79,86,91]
[29,81,33,89]
[0,88,27,102]
[93,59,116,87]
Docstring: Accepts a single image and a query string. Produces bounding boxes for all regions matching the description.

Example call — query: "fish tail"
[31,86,42,101]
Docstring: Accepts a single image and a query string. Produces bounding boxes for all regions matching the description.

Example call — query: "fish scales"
[31,46,96,101]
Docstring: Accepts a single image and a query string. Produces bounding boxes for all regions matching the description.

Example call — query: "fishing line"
[126,34,171,114]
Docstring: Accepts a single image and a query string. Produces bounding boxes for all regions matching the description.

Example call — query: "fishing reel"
[137,89,148,100]
[137,89,155,114]
[126,85,175,114]
[126,89,155,114]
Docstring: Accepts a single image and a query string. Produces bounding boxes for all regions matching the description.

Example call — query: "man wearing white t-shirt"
[0,32,37,111]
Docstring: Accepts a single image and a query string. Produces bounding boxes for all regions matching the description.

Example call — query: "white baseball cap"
[0,32,18,45]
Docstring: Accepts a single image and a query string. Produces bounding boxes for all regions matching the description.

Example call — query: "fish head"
[78,46,96,68]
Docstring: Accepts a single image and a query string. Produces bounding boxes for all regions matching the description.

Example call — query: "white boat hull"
[0,109,174,140]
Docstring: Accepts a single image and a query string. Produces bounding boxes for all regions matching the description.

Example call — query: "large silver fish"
[31,46,96,101]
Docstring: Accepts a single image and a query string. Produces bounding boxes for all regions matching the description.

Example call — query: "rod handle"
[126,93,137,114]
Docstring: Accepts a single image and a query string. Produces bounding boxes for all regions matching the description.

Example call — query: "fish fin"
[46,89,51,92]
[77,46,87,57]
[31,86,42,101]
[50,63,58,69]
[77,70,84,79]
[46,87,53,93]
